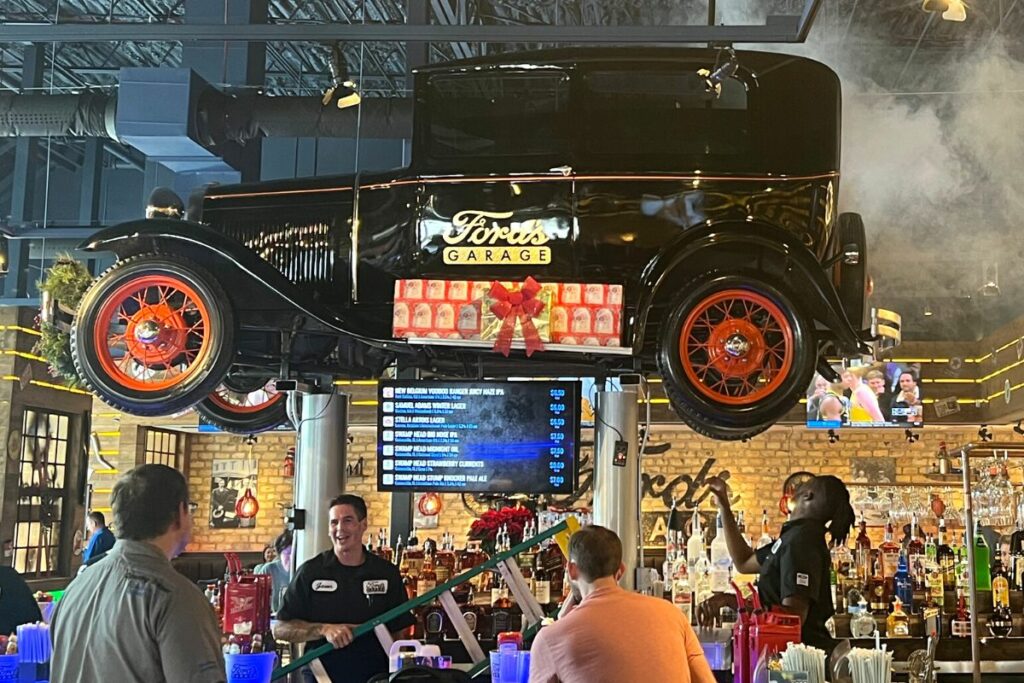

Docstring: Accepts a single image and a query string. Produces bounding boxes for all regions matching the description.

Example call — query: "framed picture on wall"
[210,458,259,528]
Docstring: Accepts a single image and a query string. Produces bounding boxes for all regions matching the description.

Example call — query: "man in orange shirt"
[529,525,715,683]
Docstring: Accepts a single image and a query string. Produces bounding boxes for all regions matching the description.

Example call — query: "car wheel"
[657,273,815,440]
[195,376,289,434]
[836,212,868,331]
[72,254,235,416]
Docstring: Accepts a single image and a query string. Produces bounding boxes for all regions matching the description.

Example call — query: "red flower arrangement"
[468,505,534,554]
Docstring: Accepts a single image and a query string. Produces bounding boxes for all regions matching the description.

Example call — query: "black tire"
[656,273,815,440]
[195,375,290,434]
[836,212,868,331]
[71,254,235,416]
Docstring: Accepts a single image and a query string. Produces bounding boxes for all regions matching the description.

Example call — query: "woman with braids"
[697,474,855,652]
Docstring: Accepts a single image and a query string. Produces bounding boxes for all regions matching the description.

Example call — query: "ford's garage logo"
[443,210,552,265]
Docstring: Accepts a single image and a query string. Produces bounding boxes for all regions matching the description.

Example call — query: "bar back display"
[377,379,581,493]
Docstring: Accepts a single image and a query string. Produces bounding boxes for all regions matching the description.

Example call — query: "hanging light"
[417,492,442,517]
[236,488,260,519]
[942,0,967,21]
[322,43,361,110]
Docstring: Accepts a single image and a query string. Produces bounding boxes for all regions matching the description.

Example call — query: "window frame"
[136,427,188,474]
[12,407,74,578]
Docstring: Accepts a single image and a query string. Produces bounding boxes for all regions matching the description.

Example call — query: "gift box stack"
[391,278,622,349]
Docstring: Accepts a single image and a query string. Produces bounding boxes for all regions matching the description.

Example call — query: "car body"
[72,47,898,438]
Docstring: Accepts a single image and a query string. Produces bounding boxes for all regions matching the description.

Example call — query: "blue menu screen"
[376,380,581,494]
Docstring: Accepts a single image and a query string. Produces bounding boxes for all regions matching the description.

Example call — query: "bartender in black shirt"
[697,474,855,653]
[274,494,415,683]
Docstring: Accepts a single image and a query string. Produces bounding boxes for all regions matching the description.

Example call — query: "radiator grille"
[217,220,336,285]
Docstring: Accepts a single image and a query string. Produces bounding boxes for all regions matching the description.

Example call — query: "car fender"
[78,218,390,347]
[632,221,866,355]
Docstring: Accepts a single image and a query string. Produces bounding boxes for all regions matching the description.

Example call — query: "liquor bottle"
[973,521,992,591]
[1011,517,1024,590]
[868,557,889,615]
[533,553,551,606]
[710,511,732,593]
[435,534,457,585]
[758,509,773,548]
[893,551,914,613]
[830,563,839,609]
[394,534,405,570]
[663,528,679,583]
[855,515,872,584]
[927,559,945,610]
[886,596,911,638]
[737,511,747,542]
[671,560,693,623]
[925,533,937,566]
[936,518,955,588]
[880,514,901,580]
[687,512,705,574]
[989,557,1013,637]
[419,551,438,596]
[907,513,926,588]
[951,589,971,638]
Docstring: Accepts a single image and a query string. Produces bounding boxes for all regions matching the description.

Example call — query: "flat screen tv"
[377,379,581,494]
[806,360,923,429]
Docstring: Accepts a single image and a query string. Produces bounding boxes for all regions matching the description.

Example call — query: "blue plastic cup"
[225,652,277,683]
[491,645,529,683]
[0,654,17,682]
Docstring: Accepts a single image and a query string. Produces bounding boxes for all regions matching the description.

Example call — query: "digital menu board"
[377,380,580,494]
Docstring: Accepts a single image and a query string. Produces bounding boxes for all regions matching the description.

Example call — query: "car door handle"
[549,165,573,177]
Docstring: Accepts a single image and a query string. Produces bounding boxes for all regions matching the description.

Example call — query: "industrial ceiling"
[1,0,1022,341]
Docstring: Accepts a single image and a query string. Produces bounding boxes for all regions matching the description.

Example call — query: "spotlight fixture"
[827,429,840,444]
[979,425,993,442]
[905,429,920,444]
[698,46,739,98]
[923,305,933,317]
[322,43,361,110]
[1014,420,1024,436]
[921,0,967,21]
[243,434,258,446]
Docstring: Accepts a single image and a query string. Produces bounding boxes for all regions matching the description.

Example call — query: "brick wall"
[180,422,1012,553]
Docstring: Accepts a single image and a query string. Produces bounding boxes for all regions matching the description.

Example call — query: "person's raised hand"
[320,624,355,648]
[705,476,730,508]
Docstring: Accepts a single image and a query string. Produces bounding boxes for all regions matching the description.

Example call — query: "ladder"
[272,517,578,680]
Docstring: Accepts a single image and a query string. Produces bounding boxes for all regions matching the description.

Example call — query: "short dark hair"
[328,494,367,520]
[274,529,293,555]
[88,511,106,527]
[112,464,189,541]
[568,525,622,582]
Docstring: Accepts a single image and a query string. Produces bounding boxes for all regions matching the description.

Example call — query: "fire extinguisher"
[284,446,295,478]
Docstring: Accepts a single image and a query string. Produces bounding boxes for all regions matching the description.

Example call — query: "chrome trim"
[400,336,633,356]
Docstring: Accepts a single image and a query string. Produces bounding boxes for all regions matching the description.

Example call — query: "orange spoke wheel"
[93,274,213,393]
[208,380,283,414]
[679,289,794,406]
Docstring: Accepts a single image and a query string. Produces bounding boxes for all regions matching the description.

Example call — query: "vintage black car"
[70,47,897,440]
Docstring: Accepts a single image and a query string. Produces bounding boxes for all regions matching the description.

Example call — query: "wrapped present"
[393,278,621,351]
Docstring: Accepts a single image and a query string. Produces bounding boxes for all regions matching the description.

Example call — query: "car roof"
[412,46,831,77]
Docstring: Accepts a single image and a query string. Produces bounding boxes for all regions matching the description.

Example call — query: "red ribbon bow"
[488,277,546,357]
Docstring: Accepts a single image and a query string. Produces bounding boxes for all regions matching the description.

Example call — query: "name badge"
[771,539,782,554]
[363,580,388,595]
[312,579,338,593]
[796,573,809,587]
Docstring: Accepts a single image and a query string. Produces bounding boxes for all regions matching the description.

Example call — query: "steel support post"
[592,383,640,590]
[293,390,350,568]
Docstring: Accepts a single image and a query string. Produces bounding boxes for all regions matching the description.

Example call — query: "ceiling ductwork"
[0,88,412,142]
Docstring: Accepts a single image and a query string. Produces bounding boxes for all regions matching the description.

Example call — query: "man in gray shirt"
[51,464,225,682]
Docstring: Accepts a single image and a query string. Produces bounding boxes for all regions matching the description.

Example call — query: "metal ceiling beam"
[0,12,822,44]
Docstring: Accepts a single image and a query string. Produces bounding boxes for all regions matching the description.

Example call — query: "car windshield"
[581,69,749,160]
[426,71,570,159]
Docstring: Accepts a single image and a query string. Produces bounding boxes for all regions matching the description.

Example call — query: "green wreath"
[34,257,93,388]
